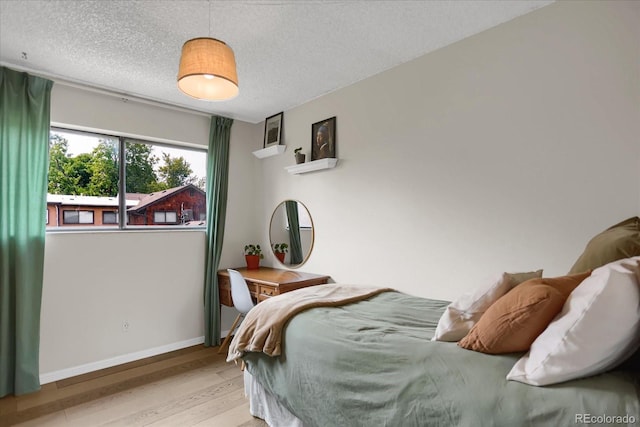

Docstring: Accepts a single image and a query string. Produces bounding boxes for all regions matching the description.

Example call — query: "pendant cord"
[208,0,212,37]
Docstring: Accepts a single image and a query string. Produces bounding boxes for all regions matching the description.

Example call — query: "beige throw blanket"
[227,284,394,362]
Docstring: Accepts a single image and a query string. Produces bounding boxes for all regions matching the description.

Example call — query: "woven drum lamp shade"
[177,37,239,101]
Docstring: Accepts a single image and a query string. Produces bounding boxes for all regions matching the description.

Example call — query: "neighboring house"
[46,184,206,227]
[46,194,138,227]
[127,184,206,225]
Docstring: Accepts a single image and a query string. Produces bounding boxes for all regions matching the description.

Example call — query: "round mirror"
[269,200,314,268]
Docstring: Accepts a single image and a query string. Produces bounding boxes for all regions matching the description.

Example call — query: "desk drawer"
[258,285,277,299]
[245,281,258,295]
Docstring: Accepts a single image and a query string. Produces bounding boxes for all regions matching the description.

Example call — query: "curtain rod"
[0,62,212,118]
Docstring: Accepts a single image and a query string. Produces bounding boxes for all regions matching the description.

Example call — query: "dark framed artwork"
[311,116,336,161]
[264,112,284,148]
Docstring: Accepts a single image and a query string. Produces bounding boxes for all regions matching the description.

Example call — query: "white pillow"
[507,257,640,386]
[432,269,542,342]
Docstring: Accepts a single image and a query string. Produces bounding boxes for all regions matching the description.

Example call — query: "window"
[63,210,94,224]
[102,211,118,224]
[48,128,207,230]
[153,211,178,224]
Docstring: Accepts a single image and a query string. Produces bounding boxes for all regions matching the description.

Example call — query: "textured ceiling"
[0,0,553,124]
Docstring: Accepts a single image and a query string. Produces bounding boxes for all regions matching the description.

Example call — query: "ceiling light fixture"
[177,2,238,101]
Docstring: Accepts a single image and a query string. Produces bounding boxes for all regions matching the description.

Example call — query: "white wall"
[41,84,262,380]
[41,230,205,375]
[258,1,640,300]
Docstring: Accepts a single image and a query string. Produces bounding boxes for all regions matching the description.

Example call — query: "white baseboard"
[39,336,207,385]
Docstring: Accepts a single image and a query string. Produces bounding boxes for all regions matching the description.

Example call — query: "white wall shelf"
[285,158,338,175]
[253,145,286,159]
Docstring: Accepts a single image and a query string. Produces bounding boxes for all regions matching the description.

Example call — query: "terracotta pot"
[275,252,286,263]
[245,255,260,270]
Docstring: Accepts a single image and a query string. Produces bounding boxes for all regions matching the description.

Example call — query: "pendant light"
[177,2,238,101]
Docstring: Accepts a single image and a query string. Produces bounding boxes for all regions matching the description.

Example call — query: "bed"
[232,288,640,427]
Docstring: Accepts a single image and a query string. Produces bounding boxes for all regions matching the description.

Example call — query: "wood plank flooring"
[0,345,267,427]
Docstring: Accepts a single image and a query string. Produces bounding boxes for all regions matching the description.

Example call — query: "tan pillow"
[458,272,591,354]
[569,217,640,274]
[432,270,543,342]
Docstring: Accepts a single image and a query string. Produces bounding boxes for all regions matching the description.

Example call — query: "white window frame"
[153,211,178,224]
[102,211,118,224]
[47,127,207,232]
[63,210,94,224]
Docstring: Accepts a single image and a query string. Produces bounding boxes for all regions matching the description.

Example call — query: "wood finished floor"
[0,345,268,427]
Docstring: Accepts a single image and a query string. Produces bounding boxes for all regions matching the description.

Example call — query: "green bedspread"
[243,290,640,427]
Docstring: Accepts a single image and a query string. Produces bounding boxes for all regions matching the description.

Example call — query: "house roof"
[127,184,205,213]
[124,193,149,201]
[47,194,138,208]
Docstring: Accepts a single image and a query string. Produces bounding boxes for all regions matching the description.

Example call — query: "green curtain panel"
[203,115,233,347]
[0,67,53,397]
[286,200,303,265]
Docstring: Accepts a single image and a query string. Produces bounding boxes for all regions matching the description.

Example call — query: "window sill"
[46,226,206,234]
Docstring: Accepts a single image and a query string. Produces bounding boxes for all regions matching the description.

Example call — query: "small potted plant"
[244,244,264,269]
[272,243,289,263]
[294,147,305,164]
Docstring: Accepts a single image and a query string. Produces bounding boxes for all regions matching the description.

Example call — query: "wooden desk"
[218,267,331,307]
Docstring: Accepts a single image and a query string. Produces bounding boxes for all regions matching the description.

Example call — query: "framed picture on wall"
[311,116,336,161]
[263,112,284,148]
